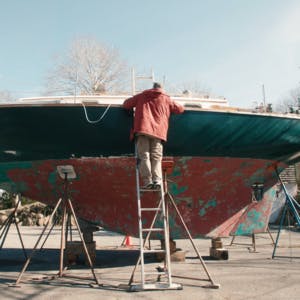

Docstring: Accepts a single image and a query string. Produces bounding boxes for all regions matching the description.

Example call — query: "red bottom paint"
[2,156,285,238]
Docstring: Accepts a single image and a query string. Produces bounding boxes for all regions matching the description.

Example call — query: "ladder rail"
[131,68,155,95]
[132,142,175,290]
[160,185,173,285]
[128,197,164,285]
[135,144,146,286]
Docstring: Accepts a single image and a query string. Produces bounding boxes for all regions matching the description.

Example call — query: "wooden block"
[209,247,229,260]
[170,250,185,262]
[155,250,186,262]
[160,239,177,253]
[65,241,96,265]
[212,240,223,248]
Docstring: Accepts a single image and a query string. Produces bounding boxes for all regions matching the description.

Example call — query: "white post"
[131,68,136,95]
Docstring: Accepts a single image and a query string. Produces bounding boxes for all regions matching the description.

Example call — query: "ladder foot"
[205,283,221,289]
[128,282,183,292]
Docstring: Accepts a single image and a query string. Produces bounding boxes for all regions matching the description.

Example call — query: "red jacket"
[123,88,184,141]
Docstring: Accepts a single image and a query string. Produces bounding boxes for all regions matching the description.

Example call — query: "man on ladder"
[123,82,184,291]
[123,82,184,189]
[123,83,219,291]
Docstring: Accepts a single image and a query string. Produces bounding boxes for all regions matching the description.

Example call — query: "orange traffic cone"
[124,235,132,247]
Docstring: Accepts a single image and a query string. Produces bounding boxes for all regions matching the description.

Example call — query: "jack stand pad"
[209,247,229,260]
[205,283,221,289]
[129,282,183,292]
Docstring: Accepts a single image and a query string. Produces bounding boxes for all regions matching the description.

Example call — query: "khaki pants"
[136,135,163,186]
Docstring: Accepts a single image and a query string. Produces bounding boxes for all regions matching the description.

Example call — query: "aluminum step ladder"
[129,147,182,291]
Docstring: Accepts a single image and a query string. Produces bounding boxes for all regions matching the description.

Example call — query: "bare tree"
[275,87,300,113]
[45,37,128,95]
[0,90,13,102]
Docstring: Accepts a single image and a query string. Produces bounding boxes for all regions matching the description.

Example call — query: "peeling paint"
[175,197,194,206]
[198,199,204,206]
[247,210,262,221]
[205,168,218,176]
[48,170,57,185]
[169,183,188,196]
[172,166,181,177]
[204,159,212,163]
[199,198,217,217]
[0,156,287,238]
[207,199,217,208]
[199,208,206,217]
[0,161,32,183]
[178,157,192,164]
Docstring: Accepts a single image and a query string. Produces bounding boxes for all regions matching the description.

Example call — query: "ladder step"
[143,249,166,254]
[140,190,161,193]
[142,228,164,232]
[141,208,162,212]
[140,188,161,192]
[144,271,167,275]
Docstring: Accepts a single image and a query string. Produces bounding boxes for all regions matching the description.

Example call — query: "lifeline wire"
[81,102,111,124]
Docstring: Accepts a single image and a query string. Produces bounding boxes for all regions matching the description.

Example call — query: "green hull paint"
[0,104,300,164]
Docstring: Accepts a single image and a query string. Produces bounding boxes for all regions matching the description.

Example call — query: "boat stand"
[128,159,220,291]
[272,170,300,259]
[0,194,27,259]
[12,165,100,287]
[229,228,275,253]
[229,183,275,252]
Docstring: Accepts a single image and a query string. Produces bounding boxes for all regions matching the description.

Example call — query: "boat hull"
[0,103,298,238]
[0,156,285,238]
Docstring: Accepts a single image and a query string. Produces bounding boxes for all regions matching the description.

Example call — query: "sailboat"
[0,93,299,238]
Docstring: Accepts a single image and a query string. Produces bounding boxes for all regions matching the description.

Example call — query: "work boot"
[141,183,153,190]
[152,181,161,190]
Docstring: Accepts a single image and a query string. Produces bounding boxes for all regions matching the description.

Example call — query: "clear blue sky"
[1,0,300,108]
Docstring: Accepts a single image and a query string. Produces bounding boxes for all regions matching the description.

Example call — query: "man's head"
[153,82,162,89]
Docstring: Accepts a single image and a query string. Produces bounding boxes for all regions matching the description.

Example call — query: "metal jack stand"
[230,229,275,253]
[272,169,300,259]
[12,165,100,287]
[128,159,220,291]
[0,194,27,259]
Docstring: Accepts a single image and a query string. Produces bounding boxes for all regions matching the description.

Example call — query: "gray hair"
[153,82,162,89]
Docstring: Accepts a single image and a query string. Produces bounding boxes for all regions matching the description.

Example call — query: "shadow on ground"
[0,247,142,272]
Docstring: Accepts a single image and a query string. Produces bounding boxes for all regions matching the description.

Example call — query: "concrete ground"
[0,226,300,300]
